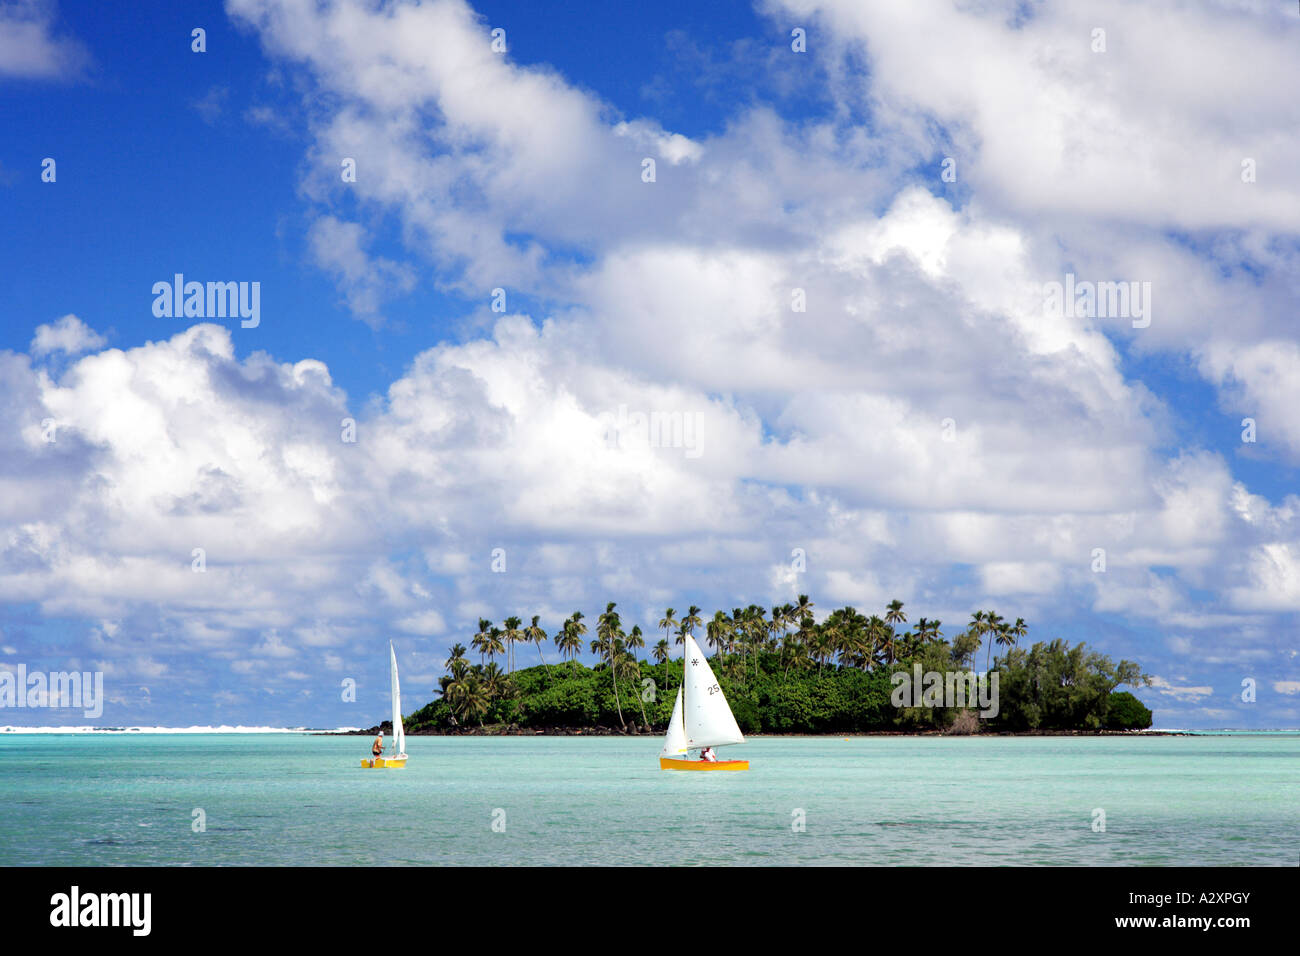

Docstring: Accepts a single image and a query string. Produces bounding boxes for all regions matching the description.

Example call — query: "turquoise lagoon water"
[1,733,1295,865]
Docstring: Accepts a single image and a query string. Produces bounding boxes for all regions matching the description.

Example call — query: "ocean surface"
[1,733,1296,865]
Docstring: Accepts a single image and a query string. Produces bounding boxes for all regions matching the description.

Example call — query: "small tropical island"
[384,598,1154,736]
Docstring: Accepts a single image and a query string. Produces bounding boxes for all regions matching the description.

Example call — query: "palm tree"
[1010,616,1027,646]
[785,615,815,674]
[850,610,873,668]
[967,611,988,670]
[567,611,588,661]
[776,603,796,649]
[705,610,731,659]
[809,627,834,671]
[481,661,510,702]
[471,618,494,664]
[779,629,802,674]
[446,673,490,727]
[595,602,626,729]
[857,610,877,668]
[819,609,844,666]
[652,638,670,665]
[436,672,455,701]
[746,604,769,674]
[501,615,523,673]
[914,618,933,644]
[525,614,549,670]
[680,605,703,640]
[625,626,649,728]
[866,614,889,668]
[681,606,702,658]
[658,608,677,650]
[884,600,906,664]
[554,615,581,663]
[761,604,783,675]
[481,626,505,667]
[554,618,567,660]
[794,594,815,623]
[884,599,906,628]
[995,617,1025,667]
[441,644,469,703]
[798,621,815,671]
[983,611,1004,672]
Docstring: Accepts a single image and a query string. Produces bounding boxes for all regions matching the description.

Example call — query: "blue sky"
[2,1,835,400]
[2,0,1299,728]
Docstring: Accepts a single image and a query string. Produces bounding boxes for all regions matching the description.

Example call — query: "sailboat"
[361,642,408,768]
[659,633,749,771]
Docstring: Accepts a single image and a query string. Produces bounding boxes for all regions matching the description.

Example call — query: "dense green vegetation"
[1104,691,1154,731]
[404,598,1152,734]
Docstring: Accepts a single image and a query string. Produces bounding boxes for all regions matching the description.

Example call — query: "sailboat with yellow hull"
[361,642,408,768]
[659,634,749,771]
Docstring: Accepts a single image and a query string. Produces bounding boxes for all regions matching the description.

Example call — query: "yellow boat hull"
[659,757,749,771]
[361,755,408,768]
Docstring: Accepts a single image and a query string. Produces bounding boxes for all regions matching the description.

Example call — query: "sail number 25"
[707,684,721,695]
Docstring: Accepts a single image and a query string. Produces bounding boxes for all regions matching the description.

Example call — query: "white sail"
[682,634,744,749]
[389,641,405,756]
[660,687,687,757]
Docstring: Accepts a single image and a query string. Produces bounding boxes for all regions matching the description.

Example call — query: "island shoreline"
[322,725,1195,737]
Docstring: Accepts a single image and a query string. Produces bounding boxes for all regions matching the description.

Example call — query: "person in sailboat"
[371,731,384,761]
[700,746,717,762]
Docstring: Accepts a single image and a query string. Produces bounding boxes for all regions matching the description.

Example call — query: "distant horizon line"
[2,725,1298,735]
[0,725,362,734]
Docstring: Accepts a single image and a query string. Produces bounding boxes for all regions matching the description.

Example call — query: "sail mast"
[681,639,687,752]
